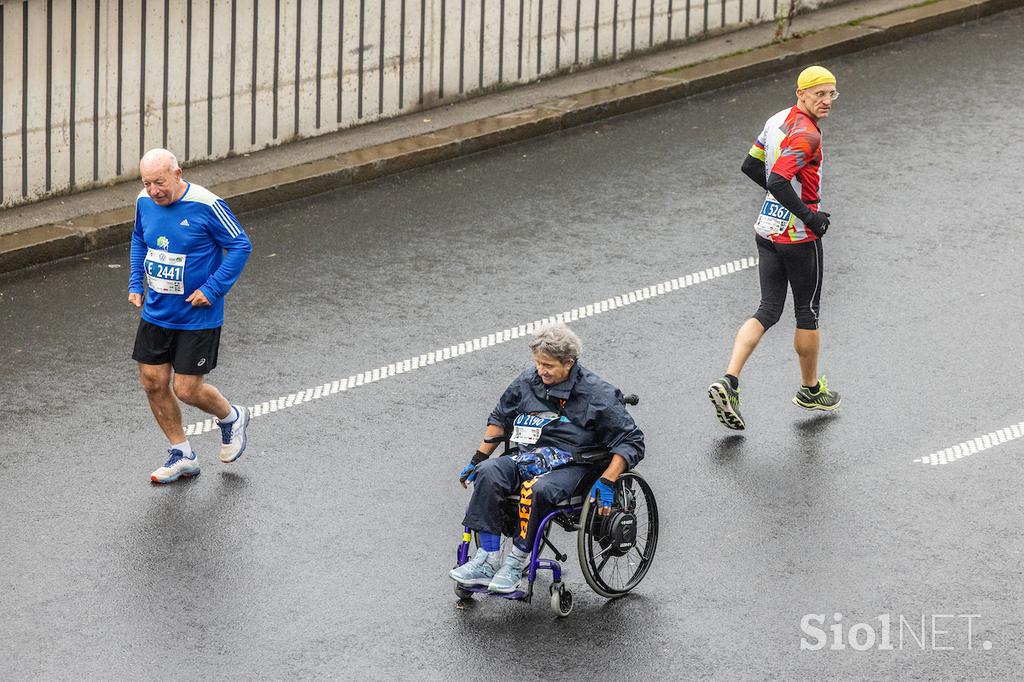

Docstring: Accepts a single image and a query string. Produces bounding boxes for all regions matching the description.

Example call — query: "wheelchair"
[452,395,659,617]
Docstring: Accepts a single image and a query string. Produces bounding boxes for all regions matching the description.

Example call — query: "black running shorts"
[132,320,221,375]
[753,234,823,331]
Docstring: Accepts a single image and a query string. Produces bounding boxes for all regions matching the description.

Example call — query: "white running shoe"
[449,548,501,586]
[488,547,530,594]
[150,449,200,484]
[218,405,250,463]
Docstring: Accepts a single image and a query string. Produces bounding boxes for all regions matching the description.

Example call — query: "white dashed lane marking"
[914,421,1024,466]
[185,256,759,436]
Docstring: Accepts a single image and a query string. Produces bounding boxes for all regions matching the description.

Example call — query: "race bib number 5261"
[144,248,187,295]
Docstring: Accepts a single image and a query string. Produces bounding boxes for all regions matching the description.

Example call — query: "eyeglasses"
[808,90,840,101]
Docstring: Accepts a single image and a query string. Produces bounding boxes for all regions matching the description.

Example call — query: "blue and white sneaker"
[218,405,250,463]
[487,547,530,594]
[449,548,500,586]
[150,449,200,484]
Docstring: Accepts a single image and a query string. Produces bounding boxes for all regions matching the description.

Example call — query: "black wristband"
[471,449,490,466]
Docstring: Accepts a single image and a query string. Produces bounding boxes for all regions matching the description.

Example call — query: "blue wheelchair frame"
[455,501,580,603]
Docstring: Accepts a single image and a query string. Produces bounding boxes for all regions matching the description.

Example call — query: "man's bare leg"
[726,318,767,378]
[172,373,232,420]
[139,363,186,444]
[794,328,820,387]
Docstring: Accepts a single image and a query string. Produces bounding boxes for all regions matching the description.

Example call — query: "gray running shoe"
[449,547,500,586]
[487,547,530,594]
[793,376,841,411]
[708,377,745,430]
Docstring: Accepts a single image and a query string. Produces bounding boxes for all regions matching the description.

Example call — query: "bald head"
[139,148,186,206]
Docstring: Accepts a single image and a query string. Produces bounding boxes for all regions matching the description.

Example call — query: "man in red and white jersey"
[708,65,842,431]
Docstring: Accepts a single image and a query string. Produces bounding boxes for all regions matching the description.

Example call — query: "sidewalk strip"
[184,255,758,436]
[913,421,1024,466]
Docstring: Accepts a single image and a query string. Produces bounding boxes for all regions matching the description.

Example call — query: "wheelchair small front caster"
[454,583,474,600]
[549,582,573,617]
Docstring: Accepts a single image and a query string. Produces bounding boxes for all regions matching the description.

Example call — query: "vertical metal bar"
[757,0,761,19]
[93,0,100,181]
[555,0,561,70]
[210,0,217,155]
[720,0,725,28]
[252,0,258,144]
[773,0,778,20]
[592,0,598,63]
[344,0,348,120]
[22,0,29,195]
[574,0,580,64]
[666,0,671,42]
[498,0,504,83]
[117,0,124,174]
[399,0,406,107]
[458,0,465,93]
[316,0,323,127]
[378,0,385,112]
[703,0,708,33]
[438,0,445,98]
[46,0,53,191]
[296,0,303,135]
[536,0,542,75]
[140,0,147,158]
[477,0,484,88]
[230,0,237,150]
[649,0,654,45]
[185,0,192,160]
[1,7,4,200]
[70,0,78,188]
[418,0,424,104]
[739,0,744,21]
[612,0,617,58]
[358,0,365,114]
[273,0,280,136]
[685,0,690,36]
[162,0,169,150]
[516,0,523,80]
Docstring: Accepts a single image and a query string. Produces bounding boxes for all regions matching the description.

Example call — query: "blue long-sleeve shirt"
[128,183,252,330]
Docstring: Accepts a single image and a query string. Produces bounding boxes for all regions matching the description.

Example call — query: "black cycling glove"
[805,211,830,238]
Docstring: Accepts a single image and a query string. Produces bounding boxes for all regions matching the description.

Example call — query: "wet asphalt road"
[3,9,1024,680]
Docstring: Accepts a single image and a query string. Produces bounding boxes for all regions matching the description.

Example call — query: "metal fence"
[0,0,807,208]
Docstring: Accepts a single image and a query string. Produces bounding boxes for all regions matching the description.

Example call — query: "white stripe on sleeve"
[210,200,242,238]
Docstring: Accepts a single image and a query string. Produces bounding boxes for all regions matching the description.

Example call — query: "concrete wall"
[0,0,821,208]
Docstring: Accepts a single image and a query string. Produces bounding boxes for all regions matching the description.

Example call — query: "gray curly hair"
[529,323,582,363]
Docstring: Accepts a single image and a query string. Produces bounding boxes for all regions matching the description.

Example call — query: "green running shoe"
[793,376,841,411]
[708,377,745,430]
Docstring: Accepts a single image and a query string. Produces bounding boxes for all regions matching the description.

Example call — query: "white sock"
[171,441,193,458]
[217,405,238,425]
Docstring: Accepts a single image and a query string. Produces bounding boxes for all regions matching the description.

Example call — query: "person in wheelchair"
[450,322,645,594]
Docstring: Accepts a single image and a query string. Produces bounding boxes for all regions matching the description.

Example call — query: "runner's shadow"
[217,469,250,489]
[793,412,839,437]
[710,434,746,464]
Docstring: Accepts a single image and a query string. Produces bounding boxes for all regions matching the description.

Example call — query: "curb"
[1,0,1019,275]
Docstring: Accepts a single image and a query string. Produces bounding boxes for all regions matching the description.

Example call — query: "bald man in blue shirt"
[128,148,253,483]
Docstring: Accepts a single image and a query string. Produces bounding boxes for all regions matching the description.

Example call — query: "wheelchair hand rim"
[577,471,659,598]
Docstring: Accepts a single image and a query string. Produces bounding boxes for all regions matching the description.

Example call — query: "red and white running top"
[749,105,823,244]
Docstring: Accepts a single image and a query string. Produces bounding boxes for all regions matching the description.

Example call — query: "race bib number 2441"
[144,248,187,295]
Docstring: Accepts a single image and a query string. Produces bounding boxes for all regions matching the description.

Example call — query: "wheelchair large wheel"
[577,472,658,598]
